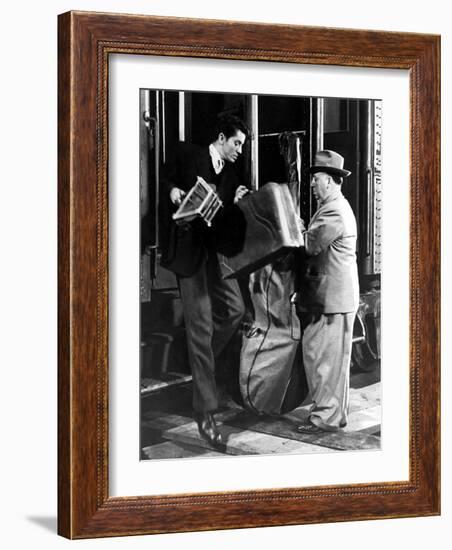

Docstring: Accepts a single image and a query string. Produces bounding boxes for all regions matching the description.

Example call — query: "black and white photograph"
[2,0,446,546]
[139,89,382,460]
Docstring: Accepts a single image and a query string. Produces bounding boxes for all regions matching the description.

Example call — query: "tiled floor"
[141,364,381,459]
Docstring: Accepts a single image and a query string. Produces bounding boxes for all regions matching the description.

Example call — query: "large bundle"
[218,181,303,279]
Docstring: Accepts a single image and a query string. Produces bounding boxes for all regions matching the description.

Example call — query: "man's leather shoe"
[296,419,323,434]
[195,412,225,450]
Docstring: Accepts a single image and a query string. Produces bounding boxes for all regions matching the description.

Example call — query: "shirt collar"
[209,144,225,174]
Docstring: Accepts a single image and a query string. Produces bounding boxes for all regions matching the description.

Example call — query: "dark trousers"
[178,249,245,412]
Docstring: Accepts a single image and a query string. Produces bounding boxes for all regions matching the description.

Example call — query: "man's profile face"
[310,171,331,203]
[218,130,246,163]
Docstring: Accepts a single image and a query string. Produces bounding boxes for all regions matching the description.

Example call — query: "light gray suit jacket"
[301,192,359,314]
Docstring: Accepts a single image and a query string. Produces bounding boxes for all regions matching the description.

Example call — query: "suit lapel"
[194,147,213,181]
[191,146,238,204]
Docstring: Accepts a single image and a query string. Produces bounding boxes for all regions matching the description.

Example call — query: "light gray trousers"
[302,312,356,430]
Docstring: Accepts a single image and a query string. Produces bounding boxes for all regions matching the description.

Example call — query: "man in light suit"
[160,114,250,450]
[297,150,359,433]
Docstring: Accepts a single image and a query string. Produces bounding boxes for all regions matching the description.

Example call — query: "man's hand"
[170,187,186,206]
[234,185,249,204]
[297,216,306,232]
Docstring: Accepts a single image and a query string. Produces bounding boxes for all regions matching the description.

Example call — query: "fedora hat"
[309,150,351,177]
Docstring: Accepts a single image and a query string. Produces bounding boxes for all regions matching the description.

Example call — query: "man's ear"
[218,132,225,143]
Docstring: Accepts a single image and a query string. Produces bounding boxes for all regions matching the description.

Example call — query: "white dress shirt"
[209,144,225,174]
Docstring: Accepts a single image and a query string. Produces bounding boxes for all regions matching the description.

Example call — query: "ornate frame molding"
[58,11,440,538]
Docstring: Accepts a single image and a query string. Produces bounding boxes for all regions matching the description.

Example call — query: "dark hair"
[214,114,249,140]
[331,174,343,185]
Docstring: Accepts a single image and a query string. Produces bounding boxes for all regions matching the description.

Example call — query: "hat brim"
[309,165,351,177]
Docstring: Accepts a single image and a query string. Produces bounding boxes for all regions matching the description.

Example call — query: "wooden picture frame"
[58,11,440,538]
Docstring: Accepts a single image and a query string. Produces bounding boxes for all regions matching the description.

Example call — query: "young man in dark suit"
[160,114,250,449]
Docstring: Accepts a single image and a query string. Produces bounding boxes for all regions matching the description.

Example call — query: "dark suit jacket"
[160,142,243,276]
